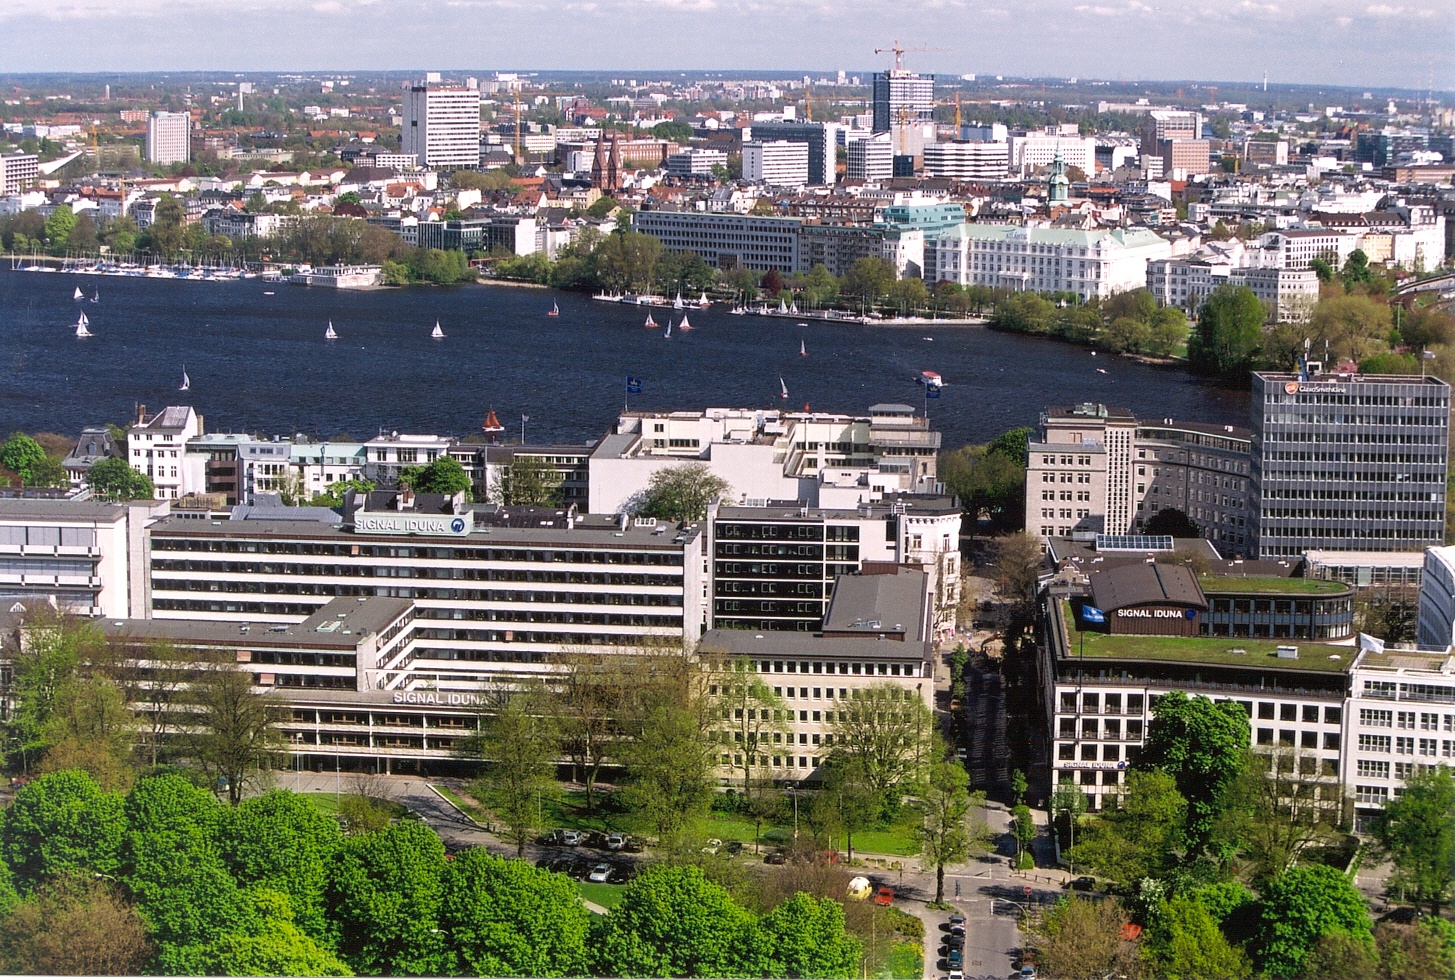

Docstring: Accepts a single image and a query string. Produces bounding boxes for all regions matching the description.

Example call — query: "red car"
[874,886,895,906]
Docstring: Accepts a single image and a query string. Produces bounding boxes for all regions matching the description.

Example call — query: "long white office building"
[929,223,1173,301]
[922,141,1010,180]
[633,211,803,273]
[1417,546,1455,650]
[743,140,811,187]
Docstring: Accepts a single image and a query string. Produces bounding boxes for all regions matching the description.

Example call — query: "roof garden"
[1059,601,1354,674]
[1198,576,1349,596]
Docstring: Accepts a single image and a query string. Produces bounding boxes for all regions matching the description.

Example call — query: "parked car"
[538,830,567,846]
[946,948,963,968]
[605,833,625,851]
[587,863,613,883]
[561,830,584,847]
[1019,967,1038,979]
[583,831,608,849]
[608,864,637,884]
[547,856,575,874]
[622,835,646,853]
[947,913,966,929]
[943,934,964,951]
[568,858,595,880]
[764,850,788,865]
[947,971,964,980]
[874,886,895,906]
[1068,876,1097,892]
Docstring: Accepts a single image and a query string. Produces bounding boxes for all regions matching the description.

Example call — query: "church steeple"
[1048,143,1070,204]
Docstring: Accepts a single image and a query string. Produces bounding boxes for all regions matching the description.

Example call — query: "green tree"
[0,876,152,976]
[992,292,1057,334]
[1341,248,1374,290]
[1310,257,1335,284]
[1136,691,1250,854]
[1028,896,1142,980]
[1068,769,1186,883]
[41,671,136,791]
[310,477,375,507]
[1144,894,1251,980]
[593,230,662,292]
[24,455,68,488]
[887,276,929,316]
[590,864,754,978]
[801,263,840,308]
[85,457,155,501]
[499,454,562,506]
[830,684,935,818]
[185,661,286,805]
[164,889,351,976]
[586,195,621,219]
[1252,865,1372,979]
[327,820,448,976]
[841,256,896,309]
[818,755,880,862]
[44,205,77,253]
[1142,507,1201,538]
[0,769,125,890]
[0,433,47,484]
[1308,293,1395,365]
[1375,919,1455,980]
[748,892,861,977]
[467,691,559,858]
[1372,764,1455,915]
[66,214,99,253]
[705,656,785,799]
[547,652,626,813]
[939,444,1025,531]
[0,612,105,774]
[1011,803,1036,869]
[399,454,472,498]
[1189,285,1267,377]
[1147,306,1190,356]
[621,695,715,845]
[917,762,979,904]
[222,790,344,941]
[439,849,591,977]
[991,532,1045,612]
[634,462,731,521]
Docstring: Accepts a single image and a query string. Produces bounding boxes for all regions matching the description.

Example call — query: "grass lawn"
[521,788,920,857]
[431,784,484,821]
[575,880,625,910]
[300,792,408,819]
[1200,575,1348,595]
[874,942,923,980]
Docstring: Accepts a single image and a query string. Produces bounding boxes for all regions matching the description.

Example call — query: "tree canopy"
[1189,285,1267,377]
[634,463,731,521]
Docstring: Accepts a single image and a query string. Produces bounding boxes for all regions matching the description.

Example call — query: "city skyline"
[0,0,1450,91]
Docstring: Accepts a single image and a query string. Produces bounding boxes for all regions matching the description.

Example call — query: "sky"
[0,0,1450,91]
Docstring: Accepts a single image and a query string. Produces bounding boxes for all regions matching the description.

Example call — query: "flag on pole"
[1080,605,1106,625]
[626,377,643,393]
[924,385,941,399]
[1358,632,1385,654]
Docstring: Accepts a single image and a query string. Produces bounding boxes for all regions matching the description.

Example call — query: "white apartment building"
[743,140,811,187]
[0,497,163,618]
[922,141,1010,180]
[1343,647,1455,831]
[587,405,942,515]
[931,223,1172,301]
[1009,132,1096,176]
[1256,229,1359,270]
[1416,546,1455,650]
[128,405,206,501]
[633,211,802,273]
[846,132,894,183]
[665,148,727,177]
[402,83,481,170]
[145,112,190,166]
[1146,241,1321,323]
[0,152,39,195]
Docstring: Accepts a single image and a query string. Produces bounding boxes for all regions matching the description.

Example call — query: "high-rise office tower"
[145,111,190,166]
[402,81,481,170]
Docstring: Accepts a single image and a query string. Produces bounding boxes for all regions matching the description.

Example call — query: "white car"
[587,863,612,883]
[947,971,964,980]
[561,830,584,846]
[606,833,625,851]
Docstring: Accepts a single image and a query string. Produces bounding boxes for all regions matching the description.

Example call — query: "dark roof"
[1045,403,1137,423]
[1090,562,1207,612]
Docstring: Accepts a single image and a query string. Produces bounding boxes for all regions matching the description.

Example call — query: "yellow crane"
[873,39,947,73]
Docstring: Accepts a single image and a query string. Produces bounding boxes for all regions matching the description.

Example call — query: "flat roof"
[0,498,127,521]
[1060,600,1352,673]
[148,514,699,549]
[823,568,927,641]
[102,597,413,650]
[700,627,927,663]
[1200,576,1349,596]
[1305,550,1427,569]
[1356,649,1455,673]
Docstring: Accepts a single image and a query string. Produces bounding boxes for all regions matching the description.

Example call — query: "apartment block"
[922,141,1010,180]
[128,405,206,501]
[633,210,802,273]
[145,111,190,166]
[743,140,811,187]
[0,152,39,195]
[402,83,481,170]
[930,223,1172,301]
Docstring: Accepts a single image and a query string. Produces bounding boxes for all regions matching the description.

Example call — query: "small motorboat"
[919,370,944,388]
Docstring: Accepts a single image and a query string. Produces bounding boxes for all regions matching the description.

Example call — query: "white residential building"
[0,152,39,195]
[145,112,191,166]
[846,132,894,183]
[1146,240,1320,323]
[922,141,1010,180]
[127,405,206,501]
[930,223,1173,301]
[665,148,727,177]
[743,140,811,187]
[1008,132,1096,176]
[402,83,481,170]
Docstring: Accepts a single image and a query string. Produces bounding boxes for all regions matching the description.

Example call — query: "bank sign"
[1118,608,1198,620]
[354,513,470,537]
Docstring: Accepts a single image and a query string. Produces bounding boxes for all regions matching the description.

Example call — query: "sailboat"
[431,321,445,339]
[73,286,84,300]
[665,319,673,339]
[779,377,788,400]
[179,366,191,391]
[547,299,559,317]
[481,408,505,440]
[800,339,807,357]
[644,311,657,329]
[777,298,789,314]
[673,292,684,311]
[90,289,99,303]
[75,311,92,338]
[698,292,710,308]
[677,311,692,331]
[325,321,338,340]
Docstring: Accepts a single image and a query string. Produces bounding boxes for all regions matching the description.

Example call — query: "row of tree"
[1039,691,1455,979]
[990,288,1190,358]
[1,430,155,500]
[0,770,866,977]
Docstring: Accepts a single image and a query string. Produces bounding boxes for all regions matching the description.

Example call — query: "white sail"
[179,366,190,391]
[777,298,788,314]
[780,377,788,399]
[644,312,656,328]
[665,319,672,338]
[431,320,445,339]
[800,339,806,357]
[325,321,338,340]
[79,311,89,327]
[678,312,691,330]
[90,290,99,303]
[698,292,709,307]
[673,292,684,310]
[73,287,83,300]
[75,313,91,338]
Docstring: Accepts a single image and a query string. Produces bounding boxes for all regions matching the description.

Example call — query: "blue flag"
[924,385,941,399]
[626,377,643,394]
[1080,605,1106,625]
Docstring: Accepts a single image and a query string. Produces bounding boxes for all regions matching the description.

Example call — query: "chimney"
[399,486,415,510]
[136,403,147,426]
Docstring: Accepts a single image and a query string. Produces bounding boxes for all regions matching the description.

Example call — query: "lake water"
[0,266,1249,448]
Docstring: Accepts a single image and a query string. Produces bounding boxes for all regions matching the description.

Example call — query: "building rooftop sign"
[353,512,469,537]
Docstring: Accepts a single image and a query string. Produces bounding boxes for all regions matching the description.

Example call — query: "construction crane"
[873,39,947,73]
[804,84,812,123]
